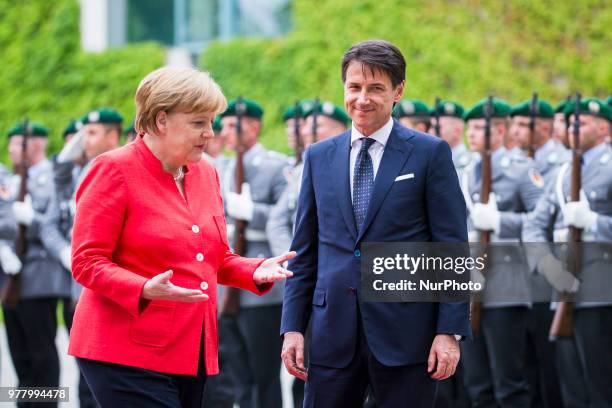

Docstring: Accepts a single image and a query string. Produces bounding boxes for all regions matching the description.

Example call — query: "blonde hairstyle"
[134,67,227,134]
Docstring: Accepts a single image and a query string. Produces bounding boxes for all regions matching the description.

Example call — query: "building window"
[125,0,291,53]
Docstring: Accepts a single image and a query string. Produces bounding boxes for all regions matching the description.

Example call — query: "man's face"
[511,116,551,150]
[344,61,404,136]
[84,123,119,160]
[205,133,225,158]
[220,116,259,151]
[301,115,347,147]
[466,119,505,153]
[429,117,464,147]
[8,135,47,165]
[553,113,568,145]
[568,114,607,152]
[285,117,303,150]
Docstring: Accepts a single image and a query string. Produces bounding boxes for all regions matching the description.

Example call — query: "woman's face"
[160,110,215,165]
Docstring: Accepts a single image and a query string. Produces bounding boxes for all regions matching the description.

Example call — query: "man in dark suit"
[280,39,471,408]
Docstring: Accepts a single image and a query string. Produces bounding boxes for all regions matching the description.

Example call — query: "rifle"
[294,101,303,165]
[527,92,538,158]
[433,97,441,137]
[311,98,319,143]
[221,97,248,316]
[470,96,494,332]
[550,92,581,339]
[1,120,30,307]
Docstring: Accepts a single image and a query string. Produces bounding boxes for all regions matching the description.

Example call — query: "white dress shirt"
[349,117,394,201]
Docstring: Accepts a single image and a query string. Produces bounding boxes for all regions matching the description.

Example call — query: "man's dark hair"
[341,40,406,87]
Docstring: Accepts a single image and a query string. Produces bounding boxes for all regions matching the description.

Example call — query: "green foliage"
[0,0,165,163]
[200,0,612,152]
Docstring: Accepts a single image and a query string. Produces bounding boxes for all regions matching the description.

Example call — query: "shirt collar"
[350,117,394,148]
[491,146,507,162]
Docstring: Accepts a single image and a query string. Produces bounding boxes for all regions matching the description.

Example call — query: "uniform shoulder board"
[547,152,558,164]
[459,154,470,167]
[600,152,610,165]
[267,150,287,159]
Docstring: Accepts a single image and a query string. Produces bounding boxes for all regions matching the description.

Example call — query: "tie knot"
[360,137,375,152]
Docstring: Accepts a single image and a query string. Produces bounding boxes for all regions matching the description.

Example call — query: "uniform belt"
[226,224,268,242]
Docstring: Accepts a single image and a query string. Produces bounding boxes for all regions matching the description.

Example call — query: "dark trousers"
[573,307,612,408]
[78,355,207,408]
[63,299,98,408]
[434,361,471,408]
[3,297,60,408]
[201,316,238,408]
[461,307,530,408]
[304,323,437,408]
[556,337,589,408]
[233,304,283,408]
[525,304,563,408]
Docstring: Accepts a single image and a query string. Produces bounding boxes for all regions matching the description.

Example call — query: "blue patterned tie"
[353,137,375,231]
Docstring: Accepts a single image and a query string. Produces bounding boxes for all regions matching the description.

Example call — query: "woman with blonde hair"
[68,67,294,407]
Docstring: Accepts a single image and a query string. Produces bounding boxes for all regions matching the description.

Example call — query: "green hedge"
[200,0,611,152]
[0,0,165,163]
[0,0,609,161]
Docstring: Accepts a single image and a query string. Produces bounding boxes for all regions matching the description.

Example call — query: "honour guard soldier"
[267,101,349,258]
[429,100,474,178]
[510,98,566,407]
[460,98,544,407]
[219,98,289,408]
[553,99,571,148]
[523,98,612,407]
[393,99,431,132]
[2,122,71,400]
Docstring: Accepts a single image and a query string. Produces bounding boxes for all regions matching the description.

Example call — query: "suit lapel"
[327,132,357,239]
[356,124,413,243]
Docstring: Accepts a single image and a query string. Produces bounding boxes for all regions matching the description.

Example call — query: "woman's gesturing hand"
[253,251,296,285]
[142,269,209,302]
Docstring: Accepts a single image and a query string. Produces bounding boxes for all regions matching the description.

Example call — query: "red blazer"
[68,136,269,376]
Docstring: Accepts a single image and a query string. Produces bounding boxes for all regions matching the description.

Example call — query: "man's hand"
[470,193,501,234]
[538,254,580,293]
[428,334,460,380]
[12,195,35,226]
[0,245,22,276]
[281,332,308,381]
[226,183,255,222]
[253,251,295,285]
[563,199,598,231]
[142,269,209,302]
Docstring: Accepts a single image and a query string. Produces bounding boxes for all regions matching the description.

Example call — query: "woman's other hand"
[142,269,209,302]
[253,251,296,285]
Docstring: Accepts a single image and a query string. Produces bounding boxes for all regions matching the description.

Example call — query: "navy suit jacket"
[281,120,471,369]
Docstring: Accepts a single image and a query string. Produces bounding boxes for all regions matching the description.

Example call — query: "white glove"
[0,245,22,275]
[470,193,501,234]
[538,254,580,293]
[59,246,72,271]
[57,129,85,163]
[226,183,254,222]
[12,194,35,226]
[563,199,598,231]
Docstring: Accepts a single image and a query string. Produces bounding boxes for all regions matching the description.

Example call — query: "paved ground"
[0,324,294,407]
